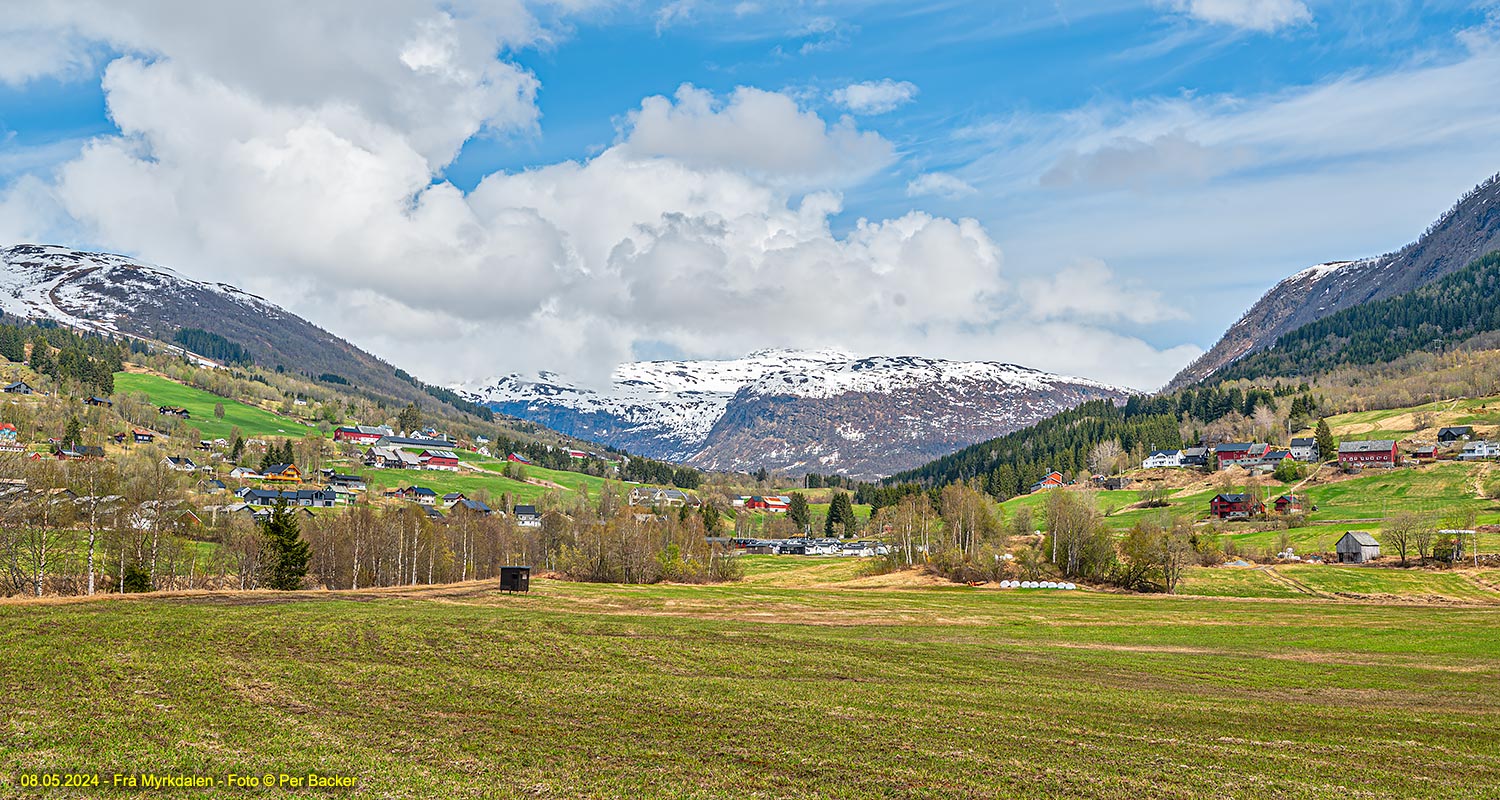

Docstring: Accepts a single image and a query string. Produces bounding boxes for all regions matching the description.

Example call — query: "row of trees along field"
[0,444,739,597]
[863,482,1228,593]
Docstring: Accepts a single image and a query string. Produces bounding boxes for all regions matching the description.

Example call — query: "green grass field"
[4,564,1500,799]
[113,373,316,442]
[355,466,549,504]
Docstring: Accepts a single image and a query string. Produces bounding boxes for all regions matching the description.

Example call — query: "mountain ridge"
[458,350,1133,479]
[1166,172,1500,390]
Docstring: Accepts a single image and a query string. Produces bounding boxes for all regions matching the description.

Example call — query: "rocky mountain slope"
[1,244,444,409]
[1167,172,1500,390]
[458,350,1132,479]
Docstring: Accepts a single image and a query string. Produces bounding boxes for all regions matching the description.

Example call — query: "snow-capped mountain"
[0,244,440,408]
[1167,172,1500,390]
[459,350,1133,479]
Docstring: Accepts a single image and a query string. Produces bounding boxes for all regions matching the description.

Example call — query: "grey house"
[1336,531,1381,563]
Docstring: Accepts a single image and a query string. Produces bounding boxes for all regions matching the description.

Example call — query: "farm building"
[1437,426,1474,443]
[507,452,534,465]
[1214,443,1270,469]
[744,495,790,512]
[1336,531,1381,563]
[1273,495,1303,514]
[84,396,112,407]
[1209,493,1265,520]
[1099,476,1133,490]
[334,425,392,444]
[419,449,461,471]
[1338,440,1399,468]
[3,381,34,394]
[1411,445,1438,462]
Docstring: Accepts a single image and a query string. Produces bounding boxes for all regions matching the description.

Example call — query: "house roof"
[1148,450,1180,457]
[1341,531,1380,547]
[1338,440,1396,453]
[407,486,437,496]
[164,456,196,467]
[513,504,540,516]
[454,498,492,513]
[1438,426,1473,436]
[265,463,296,473]
[1290,437,1315,447]
[4,381,30,390]
[1214,442,1267,454]
[1212,493,1257,504]
[1275,494,1299,503]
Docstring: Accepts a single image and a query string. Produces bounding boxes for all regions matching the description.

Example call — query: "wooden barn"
[1336,531,1381,563]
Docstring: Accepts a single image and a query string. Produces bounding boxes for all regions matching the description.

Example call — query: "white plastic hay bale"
[1042,581,1055,589]
[1064,582,1077,590]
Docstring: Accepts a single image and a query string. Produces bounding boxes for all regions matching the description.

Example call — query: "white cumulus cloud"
[829,79,918,115]
[0,1,1194,391]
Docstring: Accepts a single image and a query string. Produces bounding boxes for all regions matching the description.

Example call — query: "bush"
[122,564,152,593]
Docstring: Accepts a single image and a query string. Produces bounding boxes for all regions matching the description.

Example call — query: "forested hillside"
[885,382,1314,496]
[1217,250,1500,382]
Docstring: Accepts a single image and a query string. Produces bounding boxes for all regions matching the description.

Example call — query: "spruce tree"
[230,436,245,462]
[1315,419,1336,464]
[259,502,310,590]
[787,492,810,532]
[63,417,82,447]
[825,491,857,537]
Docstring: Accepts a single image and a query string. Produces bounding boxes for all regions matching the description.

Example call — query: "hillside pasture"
[113,372,316,441]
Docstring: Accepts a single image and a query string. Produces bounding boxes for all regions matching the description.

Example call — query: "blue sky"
[2,0,1499,389]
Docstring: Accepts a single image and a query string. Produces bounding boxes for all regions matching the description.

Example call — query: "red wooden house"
[1209,493,1265,519]
[1028,471,1066,493]
[1273,495,1303,515]
[507,452,533,465]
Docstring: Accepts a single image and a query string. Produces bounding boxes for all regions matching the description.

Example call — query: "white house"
[1289,437,1320,462]
[1460,440,1500,461]
[229,466,260,479]
[1142,450,1183,469]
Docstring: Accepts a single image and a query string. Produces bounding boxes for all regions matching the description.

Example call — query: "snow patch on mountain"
[0,244,283,335]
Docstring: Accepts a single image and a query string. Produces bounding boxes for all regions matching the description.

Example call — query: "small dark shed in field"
[1336,531,1381,563]
[500,566,531,593]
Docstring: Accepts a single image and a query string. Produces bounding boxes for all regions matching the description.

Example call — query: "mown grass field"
[4,561,1500,799]
[113,372,316,442]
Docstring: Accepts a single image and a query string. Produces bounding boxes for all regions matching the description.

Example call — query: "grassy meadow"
[4,559,1500,799]
[113,372,316,442]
